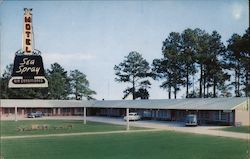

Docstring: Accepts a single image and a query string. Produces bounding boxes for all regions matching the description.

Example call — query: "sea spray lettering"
[16,58,40,75]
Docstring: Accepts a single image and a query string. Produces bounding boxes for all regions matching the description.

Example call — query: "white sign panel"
[22,8,33,54]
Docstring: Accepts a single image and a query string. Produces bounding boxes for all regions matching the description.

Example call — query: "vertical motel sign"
[8,8,48,88]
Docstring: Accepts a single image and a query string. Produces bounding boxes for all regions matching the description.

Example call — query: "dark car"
[27,112,43,118]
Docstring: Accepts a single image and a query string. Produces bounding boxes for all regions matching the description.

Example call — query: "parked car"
[124,112,141,121]
[185,114,198,126]
[27,112,44,118]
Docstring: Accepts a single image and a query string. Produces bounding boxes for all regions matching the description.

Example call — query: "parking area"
[85,116,227,130]
[84,116,249,140]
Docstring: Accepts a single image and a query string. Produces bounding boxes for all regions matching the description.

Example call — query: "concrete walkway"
[1,129,162,140]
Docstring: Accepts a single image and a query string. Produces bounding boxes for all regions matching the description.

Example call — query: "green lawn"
[222,126,250,134]
[0,120,141,136]
[1,131,249,159]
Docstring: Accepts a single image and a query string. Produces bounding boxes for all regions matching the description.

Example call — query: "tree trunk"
[237,62,240,97]
[168,86,171,99]
[235,69,238,96]
[132,76,135,100]
[174,86,177,99]
[246,69,249,97]
[192,75,195,94]
[206,83,209,97]
[75,86,78,100]
[235,61,241,97]
[203,71,206,98]
[199,64,203,98]
[213,76,216,98]
[186,66,189,98]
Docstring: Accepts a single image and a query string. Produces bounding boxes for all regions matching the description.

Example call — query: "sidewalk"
[1,129,162,140]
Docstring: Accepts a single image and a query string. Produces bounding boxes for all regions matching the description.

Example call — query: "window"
[214,111,220,121]
[221,112,227,121]
[63,108,70,113]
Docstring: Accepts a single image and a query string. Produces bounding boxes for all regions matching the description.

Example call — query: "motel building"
[0,97,249,126]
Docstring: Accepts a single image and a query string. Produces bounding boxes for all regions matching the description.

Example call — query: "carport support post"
[84,107,86,125]
[126,108,130,131]
[15,106,17,122]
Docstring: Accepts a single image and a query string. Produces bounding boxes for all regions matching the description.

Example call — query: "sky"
[0,0,249,100]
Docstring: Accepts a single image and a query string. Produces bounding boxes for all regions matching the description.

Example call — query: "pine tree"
[114,51,152,100]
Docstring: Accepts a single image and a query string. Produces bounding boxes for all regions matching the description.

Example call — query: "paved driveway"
[85,116,250,140]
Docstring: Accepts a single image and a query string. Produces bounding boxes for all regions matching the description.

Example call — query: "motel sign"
[8,8,48,88]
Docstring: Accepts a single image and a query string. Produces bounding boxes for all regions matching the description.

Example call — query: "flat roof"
[0,99,94,108]
[92,97,248,110]
[0,97,248,110]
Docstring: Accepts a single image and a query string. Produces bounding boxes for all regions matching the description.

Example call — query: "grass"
[0,120,249,159]
[0,120,142,136]
[221,126,250,134]
[1,131,249,159]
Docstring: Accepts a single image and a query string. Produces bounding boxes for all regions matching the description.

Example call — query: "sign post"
[126,108,130,131]
[15,106,18,122]
[84,107,87,125]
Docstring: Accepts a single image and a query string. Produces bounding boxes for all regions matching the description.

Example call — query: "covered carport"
[87,97,249,126]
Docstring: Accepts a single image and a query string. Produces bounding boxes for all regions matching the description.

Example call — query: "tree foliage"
[152,28,234,98]
[70,69,96,100]
[152,32,184,99]
[114,51,152,99]
[47,63,71,99]
[196,30,229,98]
[181,28,198,98]
[226,28,250,97]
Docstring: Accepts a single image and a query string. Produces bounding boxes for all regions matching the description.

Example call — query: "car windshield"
[186,115,195,121]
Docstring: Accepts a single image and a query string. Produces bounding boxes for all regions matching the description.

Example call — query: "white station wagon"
[185,114,198,126]
[124,112,141,121]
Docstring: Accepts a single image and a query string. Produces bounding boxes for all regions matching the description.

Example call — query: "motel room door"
[171,110,176,121]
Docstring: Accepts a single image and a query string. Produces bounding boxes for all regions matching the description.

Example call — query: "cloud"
[231,3,243,20]
[42,52,96,65]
